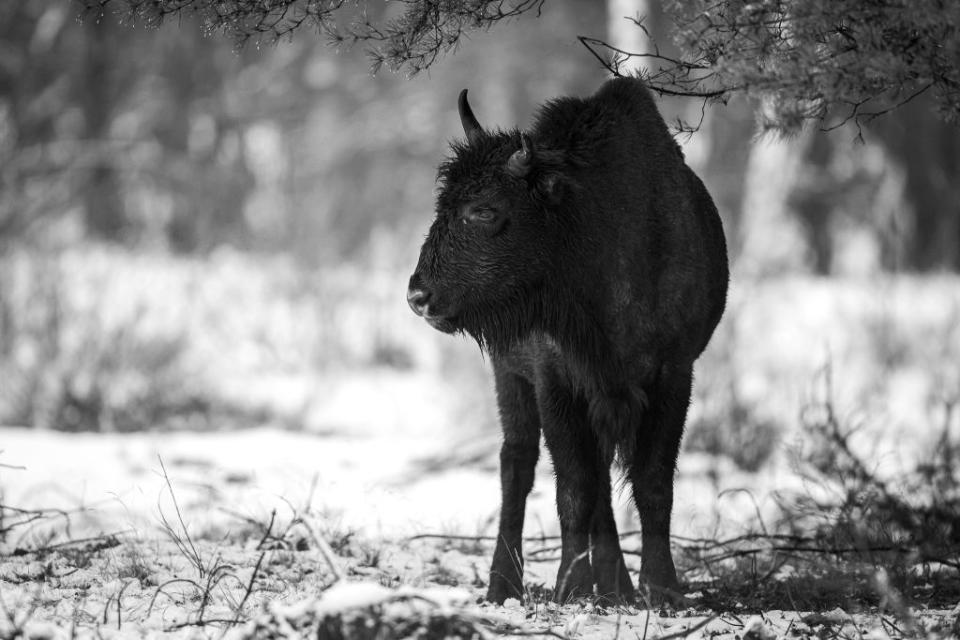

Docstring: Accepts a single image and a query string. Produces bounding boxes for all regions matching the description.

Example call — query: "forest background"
[1,0,960,636]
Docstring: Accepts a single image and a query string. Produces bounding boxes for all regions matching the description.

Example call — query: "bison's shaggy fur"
[408,78,728,604]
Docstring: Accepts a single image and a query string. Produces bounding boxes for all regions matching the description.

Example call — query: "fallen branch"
[6,530,127,557]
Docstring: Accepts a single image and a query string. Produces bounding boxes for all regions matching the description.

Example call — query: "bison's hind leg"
[627,366,693,602]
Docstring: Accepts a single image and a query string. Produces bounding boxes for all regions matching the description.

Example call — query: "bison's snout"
[407,272,443,320]
[407,274,458,333]
[406,284,432,317]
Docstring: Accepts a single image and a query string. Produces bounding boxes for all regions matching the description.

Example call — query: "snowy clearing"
[2,261,959,637]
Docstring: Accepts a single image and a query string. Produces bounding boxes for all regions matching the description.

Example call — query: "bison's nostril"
[406,288,432,316]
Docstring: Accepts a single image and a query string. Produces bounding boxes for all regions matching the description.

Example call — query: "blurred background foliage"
[0,0,958,451]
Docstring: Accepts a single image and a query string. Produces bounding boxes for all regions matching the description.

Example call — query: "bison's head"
[407,89,567,351]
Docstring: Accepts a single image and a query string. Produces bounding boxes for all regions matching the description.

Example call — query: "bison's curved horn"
[458,89,483,145]
[506,133,534,178]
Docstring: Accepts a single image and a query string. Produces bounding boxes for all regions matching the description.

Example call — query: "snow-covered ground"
[0,414,791,546]
[2,249,958,543]
[1,249,958,636]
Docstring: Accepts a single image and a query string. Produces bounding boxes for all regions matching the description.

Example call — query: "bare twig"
[227,551,266,629]
[301,515,345,582]
[408,533,500,542]
[147,578,205,618]
[258,509,277,548]
[157,455,206,577]
[115,579,135,630]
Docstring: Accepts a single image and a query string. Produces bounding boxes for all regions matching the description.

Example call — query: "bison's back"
[536,77,728,365]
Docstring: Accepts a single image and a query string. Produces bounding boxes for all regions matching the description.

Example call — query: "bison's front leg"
[539,382,599,602]
[591,462,635,604]
[627,366,692,603]
[487,367,541,604]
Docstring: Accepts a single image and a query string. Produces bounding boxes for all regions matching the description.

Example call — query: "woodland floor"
[1,425,959,639]
[2,257,960,637]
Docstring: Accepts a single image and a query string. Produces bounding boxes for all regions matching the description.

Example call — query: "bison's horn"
[506,133,533,177]
[458,89,483,145]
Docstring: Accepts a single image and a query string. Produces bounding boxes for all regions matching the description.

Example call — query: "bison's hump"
[532,77,681,168]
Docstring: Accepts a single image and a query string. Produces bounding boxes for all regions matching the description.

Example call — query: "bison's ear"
[507,133,566,201]
[506,133,534,178]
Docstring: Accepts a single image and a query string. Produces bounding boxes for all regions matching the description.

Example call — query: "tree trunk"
[81,19,125,241]
[607,0,656,76]
[737,103,815,276]
[872,98,960,271]
[606,0,712,170]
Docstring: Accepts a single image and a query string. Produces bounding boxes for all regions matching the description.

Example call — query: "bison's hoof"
[594,571,636,606]
[554,561,594,603]
[638,575,686,607]
[594,590,636,607]
[486,574,524,605]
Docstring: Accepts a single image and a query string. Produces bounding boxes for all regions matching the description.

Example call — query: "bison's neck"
[477,274,630,392]
[539,279,628,390]
[478,278,600,351]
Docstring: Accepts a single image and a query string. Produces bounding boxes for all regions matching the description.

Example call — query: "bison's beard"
[459,285,544,356]
[425,315,459,334]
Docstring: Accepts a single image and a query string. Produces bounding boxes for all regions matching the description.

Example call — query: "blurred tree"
[284,0,605,266]
[0,1,269,250]
[871,98,960,271]
[0,2,78,243]
[28,0,953,272]
[79,0,960,274]
[599,0,959,273]
[0,3,146,243]
[146,23,260,252]
[758,94,960,275]
[4,0,607,260]
[80,18,130,240]
[80,0,960,131]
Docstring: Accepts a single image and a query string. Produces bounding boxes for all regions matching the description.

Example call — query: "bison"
[407,77,728,604]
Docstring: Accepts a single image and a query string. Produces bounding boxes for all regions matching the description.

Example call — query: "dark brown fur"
[407,78,728,603]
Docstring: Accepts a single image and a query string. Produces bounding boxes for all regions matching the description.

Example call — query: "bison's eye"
[464,207,498,225]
